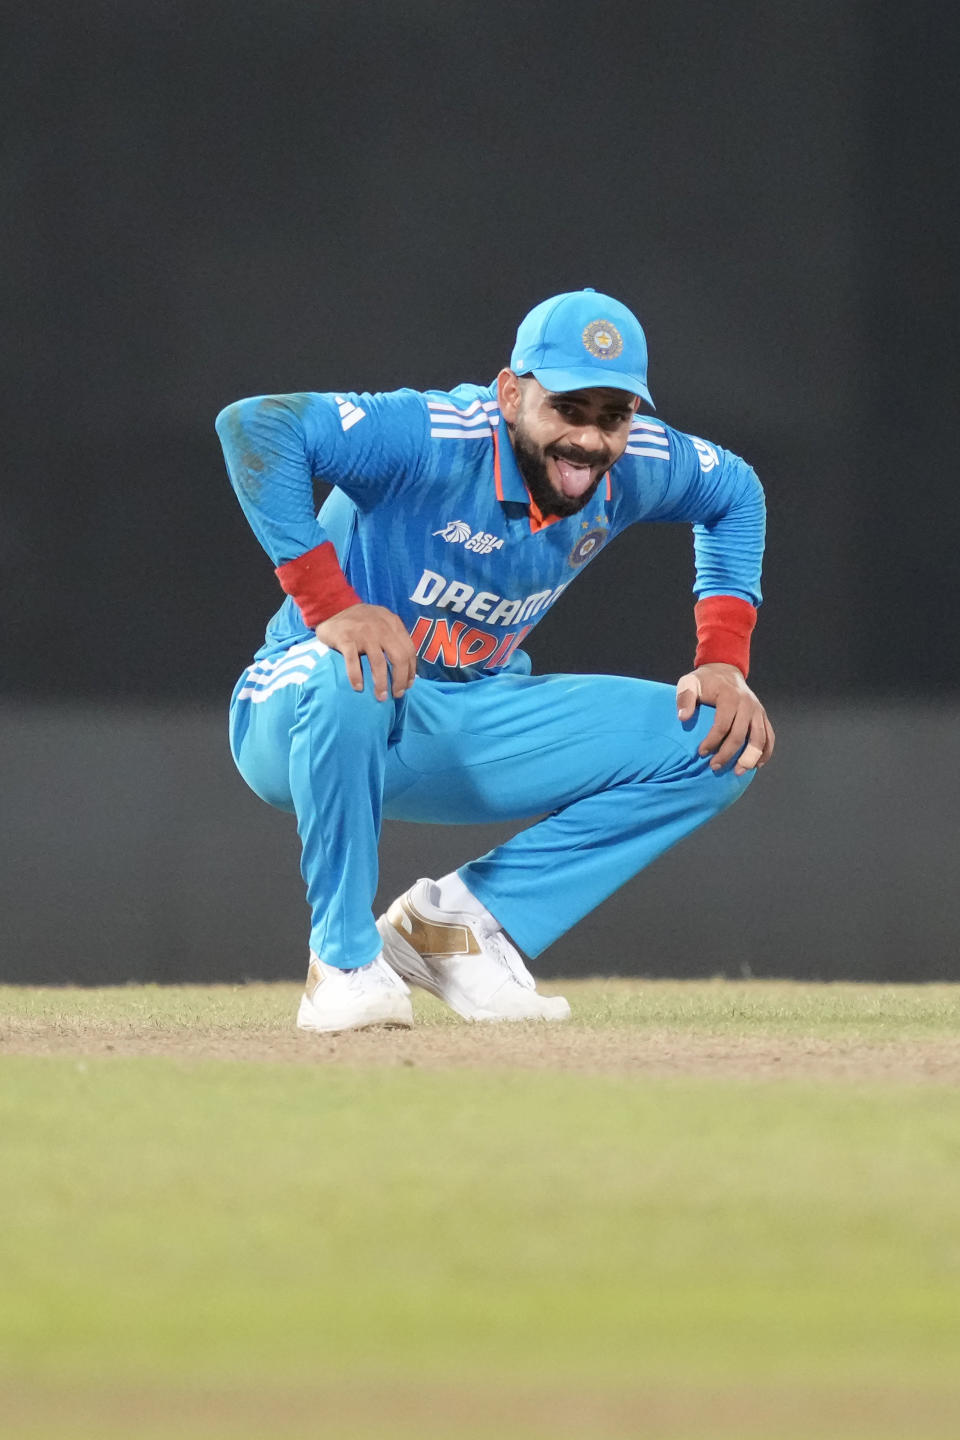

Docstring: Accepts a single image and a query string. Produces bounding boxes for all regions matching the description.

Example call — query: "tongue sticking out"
[554,458,594,498]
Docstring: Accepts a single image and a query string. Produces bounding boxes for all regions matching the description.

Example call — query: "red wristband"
[694,595,757,677]
[275,542,362,628]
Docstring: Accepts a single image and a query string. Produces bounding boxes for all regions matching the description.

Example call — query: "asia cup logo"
[432,520,505,554]
[433,520,472,543]
[582,319,624,360]
[568,529,607,567]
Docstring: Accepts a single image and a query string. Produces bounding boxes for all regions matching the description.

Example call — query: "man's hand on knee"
[316,604,417,701]
[676,662,775,776]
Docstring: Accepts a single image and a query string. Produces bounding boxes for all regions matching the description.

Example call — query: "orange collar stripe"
[526,496,562,533]
[492,427,505,502]
[493,426,563,532]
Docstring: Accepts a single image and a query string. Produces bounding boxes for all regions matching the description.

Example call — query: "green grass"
[2,981,960,1438]
[5,976,960,1036]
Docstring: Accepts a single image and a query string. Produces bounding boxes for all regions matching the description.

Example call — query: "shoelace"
[331,960,397,992]
[484,928,536,991]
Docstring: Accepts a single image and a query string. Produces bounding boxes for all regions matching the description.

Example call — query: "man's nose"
[570,423,605,454]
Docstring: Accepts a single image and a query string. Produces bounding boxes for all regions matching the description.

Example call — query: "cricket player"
[217,289,773,1033]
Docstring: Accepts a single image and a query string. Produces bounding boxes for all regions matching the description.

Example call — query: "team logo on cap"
[582,319,623,360]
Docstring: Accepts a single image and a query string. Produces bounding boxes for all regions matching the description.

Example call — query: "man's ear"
[497,368,523,424]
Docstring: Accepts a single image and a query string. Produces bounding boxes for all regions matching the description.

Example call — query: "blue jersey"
[216,381,764,683]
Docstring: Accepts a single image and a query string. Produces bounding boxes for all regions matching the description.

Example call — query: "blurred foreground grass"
[1,981,959,1438]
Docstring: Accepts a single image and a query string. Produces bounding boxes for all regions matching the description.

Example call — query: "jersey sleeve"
[215,388,428,566]
[616,425,765,605]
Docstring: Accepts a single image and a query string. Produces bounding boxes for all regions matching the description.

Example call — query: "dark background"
[3,2,958,982]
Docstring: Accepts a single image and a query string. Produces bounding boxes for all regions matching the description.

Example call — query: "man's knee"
[710,761,756,811]
[229,698,296,811]
[617,681,761,803]
[296,650,400,742]
[675,709,760,809]
[230,649,399,810]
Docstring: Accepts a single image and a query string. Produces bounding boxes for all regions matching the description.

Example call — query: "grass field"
[2,979,960,1439]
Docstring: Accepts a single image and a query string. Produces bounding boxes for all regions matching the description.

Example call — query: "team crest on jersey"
[582,319,623,360]
[568,528,607,567]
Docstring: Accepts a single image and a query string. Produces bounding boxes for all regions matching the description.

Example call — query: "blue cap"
[510,288,654,407]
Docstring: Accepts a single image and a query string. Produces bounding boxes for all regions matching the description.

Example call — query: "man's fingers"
[759,711,776,766]
[710,708,752,769]
[318,607,419,699]
[366,646,390,702]
[384,637,417,698]
[389,663,408,700]
[677,688,698,720]
[735,741,764,774]
[382,617,417,697]
[340,643,364,693]
[677,663,775,775]
[734,713,768,775]
[676,672,701,720]
[698,700,738,757]
[396,626,419,694]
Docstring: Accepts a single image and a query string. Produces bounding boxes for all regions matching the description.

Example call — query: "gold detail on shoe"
[385,894,481,957]
[305,958,323,1001]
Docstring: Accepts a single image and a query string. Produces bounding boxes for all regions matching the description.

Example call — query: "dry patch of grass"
[5,1378,960,1440]
[2,980,960,1081]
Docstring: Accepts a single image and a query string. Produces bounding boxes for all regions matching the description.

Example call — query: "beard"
[509,424,606,519]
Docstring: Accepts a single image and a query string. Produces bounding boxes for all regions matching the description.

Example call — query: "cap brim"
[531,365,655,409]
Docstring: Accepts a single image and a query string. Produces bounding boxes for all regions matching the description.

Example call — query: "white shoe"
[376,879,571,1023]
[296,952,414,1034]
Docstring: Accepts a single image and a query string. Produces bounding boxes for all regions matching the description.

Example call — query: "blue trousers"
[228,639,754,969]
